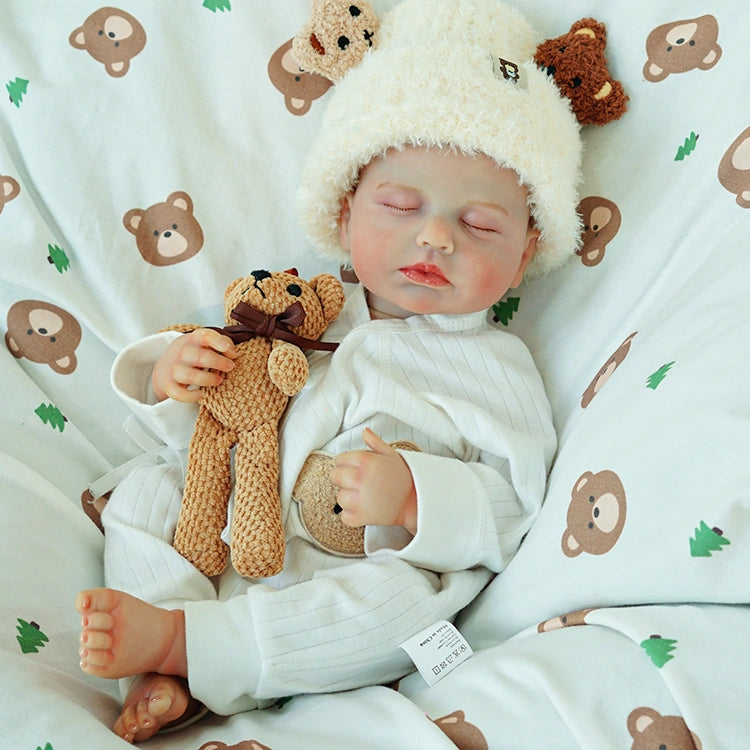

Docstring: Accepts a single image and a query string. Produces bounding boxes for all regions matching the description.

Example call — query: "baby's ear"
[337,192,354,249]
[511,228,540,288]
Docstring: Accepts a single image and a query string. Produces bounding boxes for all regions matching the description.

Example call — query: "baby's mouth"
[399,263,450,287]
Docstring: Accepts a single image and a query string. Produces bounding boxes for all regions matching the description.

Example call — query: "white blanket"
[2,1,748,747]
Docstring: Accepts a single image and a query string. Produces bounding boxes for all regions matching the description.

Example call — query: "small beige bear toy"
[292,0,380,82]
[173,268,345,578]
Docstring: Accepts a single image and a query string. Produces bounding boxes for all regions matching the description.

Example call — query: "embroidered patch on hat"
[490,55,527,89]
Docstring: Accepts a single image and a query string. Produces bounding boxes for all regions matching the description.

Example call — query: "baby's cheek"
[468,257,518,302]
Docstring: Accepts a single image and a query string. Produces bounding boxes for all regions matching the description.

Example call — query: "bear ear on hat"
[292,0,381,82]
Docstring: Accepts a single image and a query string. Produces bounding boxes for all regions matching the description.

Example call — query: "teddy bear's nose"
[251,269,271,282]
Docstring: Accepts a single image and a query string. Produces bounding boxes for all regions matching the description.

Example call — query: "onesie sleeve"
[365,451,533,573]
[363,328,556,574]
[110,330,198,449]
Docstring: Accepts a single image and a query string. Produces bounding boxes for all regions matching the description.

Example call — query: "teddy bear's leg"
[230,423,286,578]
[173,408,234,577]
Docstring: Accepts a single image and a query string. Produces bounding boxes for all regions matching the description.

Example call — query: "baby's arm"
[152,328,238,402]
[330,428,418,534]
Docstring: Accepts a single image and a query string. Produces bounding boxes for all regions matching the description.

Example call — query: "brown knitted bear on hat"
[172,269,345,579]
[534,18,628,126]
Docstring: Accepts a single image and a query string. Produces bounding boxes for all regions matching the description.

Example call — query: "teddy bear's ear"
[223,276,248,300]
[309,273,346,323]
[571,18,607,45]
[292,0,380,82]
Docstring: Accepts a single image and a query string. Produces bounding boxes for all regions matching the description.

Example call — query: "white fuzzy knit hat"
[296,0,583,277]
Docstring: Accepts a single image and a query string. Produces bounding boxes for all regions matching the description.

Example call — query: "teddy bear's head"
[223,268,345,344]
[534,18,628,126]
[292,0,380,82]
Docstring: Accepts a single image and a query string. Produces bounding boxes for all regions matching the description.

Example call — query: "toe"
[85,587,119,613]
[74,590,93,614]
[80,628,114,651]
[82,611,116,631]
[79,645,113,670]
[114,704,139,743]
[147,680,178,719]
[134,697,158,738]
[76,588,120,617]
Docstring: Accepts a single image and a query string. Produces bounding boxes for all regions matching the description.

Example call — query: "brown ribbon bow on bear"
[213,300,339,351]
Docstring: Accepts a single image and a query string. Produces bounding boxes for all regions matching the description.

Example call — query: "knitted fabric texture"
[296,0,584,278]
[172,269,345,578]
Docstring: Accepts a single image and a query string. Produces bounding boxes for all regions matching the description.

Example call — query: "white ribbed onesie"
[103,284,555,714]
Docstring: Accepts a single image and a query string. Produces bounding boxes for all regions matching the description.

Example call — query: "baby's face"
[338,146,538,316]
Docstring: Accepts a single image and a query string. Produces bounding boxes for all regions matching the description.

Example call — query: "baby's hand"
[152,328,238,403]
[330,429,418,534]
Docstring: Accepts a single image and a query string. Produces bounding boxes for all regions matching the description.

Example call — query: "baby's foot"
[76,588,187,679]
[114,673,199,743]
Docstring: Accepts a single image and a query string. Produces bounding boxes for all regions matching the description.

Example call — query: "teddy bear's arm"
[268,340,309,396]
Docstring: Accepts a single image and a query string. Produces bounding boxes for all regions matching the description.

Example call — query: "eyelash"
[463,221,497,234]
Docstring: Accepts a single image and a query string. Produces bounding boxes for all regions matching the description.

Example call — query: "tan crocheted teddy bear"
[173,268,345,579]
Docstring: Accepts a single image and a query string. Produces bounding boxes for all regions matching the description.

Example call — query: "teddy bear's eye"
[559,46,566,54]
[338,36,350,50]
[349,5,361,16]
[286,284,302,297]
[570,77,582,88]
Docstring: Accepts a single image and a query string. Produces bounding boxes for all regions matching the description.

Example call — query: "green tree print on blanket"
[640,635,677,668]
[6,77,28,107]
[690,521,731,557]
[492,297,520,326]
[16,619,49,653]
[646,361,675,390]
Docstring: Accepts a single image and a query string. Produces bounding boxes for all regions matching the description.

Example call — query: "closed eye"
[463,220,498,234]
[382,203,417,213]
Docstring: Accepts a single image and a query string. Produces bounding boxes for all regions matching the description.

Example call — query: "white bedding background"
[1,1,748,748]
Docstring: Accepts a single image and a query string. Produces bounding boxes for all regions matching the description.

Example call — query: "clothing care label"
[399,620,473,687]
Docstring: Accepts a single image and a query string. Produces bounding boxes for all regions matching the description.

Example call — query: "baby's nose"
[416,216,454,254]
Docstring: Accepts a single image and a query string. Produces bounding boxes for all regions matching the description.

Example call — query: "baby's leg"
[113,673,198,743]
[76,588,187,679]
[102,462,218,607]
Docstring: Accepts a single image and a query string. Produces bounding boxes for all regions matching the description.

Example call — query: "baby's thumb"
[362,427,394,456]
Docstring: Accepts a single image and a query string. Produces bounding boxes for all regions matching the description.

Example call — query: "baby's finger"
[172,362,225,388]
[329,463,360,490]
[362,428,395,456]
[162,380,205,403]
[332,449,361,470]
[190,328,239,358]
[186,345,236,374]
[334,489,364,527]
